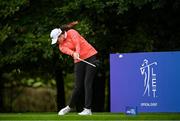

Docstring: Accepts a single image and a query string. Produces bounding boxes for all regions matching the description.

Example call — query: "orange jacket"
[59,29,98,63]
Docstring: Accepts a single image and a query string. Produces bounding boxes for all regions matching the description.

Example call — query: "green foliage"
[0,25,11,45]
[0,0,28,19]
[122,27,154,52]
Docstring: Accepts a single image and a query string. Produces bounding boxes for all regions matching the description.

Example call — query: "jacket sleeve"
[59,44,74,57]
[69,30,80,54]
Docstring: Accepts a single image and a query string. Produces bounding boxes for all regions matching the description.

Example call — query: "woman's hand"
[73,52,79,60]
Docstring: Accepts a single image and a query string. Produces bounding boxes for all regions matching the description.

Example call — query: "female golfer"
[50,21,98,115]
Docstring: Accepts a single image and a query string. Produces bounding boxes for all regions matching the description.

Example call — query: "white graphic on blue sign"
[140,59,157,98]
[125,106,138,115]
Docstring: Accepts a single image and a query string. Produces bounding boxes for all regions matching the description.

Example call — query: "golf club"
[77,57,96,67]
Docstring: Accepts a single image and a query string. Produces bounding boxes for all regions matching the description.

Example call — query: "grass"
[0,112,180,121]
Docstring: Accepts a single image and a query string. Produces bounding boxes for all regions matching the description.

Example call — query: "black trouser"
[69,55,97,109]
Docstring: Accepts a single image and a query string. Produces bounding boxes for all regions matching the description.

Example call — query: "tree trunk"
[0,71,3,112]
[55,66,65,112]
[52,46,65,112]
[92,67,106,112]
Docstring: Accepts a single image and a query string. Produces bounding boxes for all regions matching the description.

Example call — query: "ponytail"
[60,21,78,32]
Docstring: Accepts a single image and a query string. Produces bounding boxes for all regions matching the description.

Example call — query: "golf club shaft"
[78,58,96,67]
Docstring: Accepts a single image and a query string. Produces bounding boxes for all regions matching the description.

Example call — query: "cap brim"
[51,38,58,45]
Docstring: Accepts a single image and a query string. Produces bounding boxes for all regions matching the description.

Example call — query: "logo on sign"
[140,59,158,98]
[125,106,138,115]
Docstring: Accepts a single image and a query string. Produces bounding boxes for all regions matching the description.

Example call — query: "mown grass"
[0,112,180,120]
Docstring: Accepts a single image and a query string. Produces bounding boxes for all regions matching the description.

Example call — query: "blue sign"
[110,52,180,112]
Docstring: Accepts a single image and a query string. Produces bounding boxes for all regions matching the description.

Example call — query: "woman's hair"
[60,21,78,32]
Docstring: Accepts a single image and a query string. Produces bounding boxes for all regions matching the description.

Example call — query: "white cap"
[50,28,62,45]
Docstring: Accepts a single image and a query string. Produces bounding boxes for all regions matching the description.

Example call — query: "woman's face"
[57,33,65,44]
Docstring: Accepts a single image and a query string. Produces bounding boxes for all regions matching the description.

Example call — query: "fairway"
[0,113,180,121]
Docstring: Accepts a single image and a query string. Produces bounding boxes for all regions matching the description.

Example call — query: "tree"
[0,0,66,112]
[0,0,29,112]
